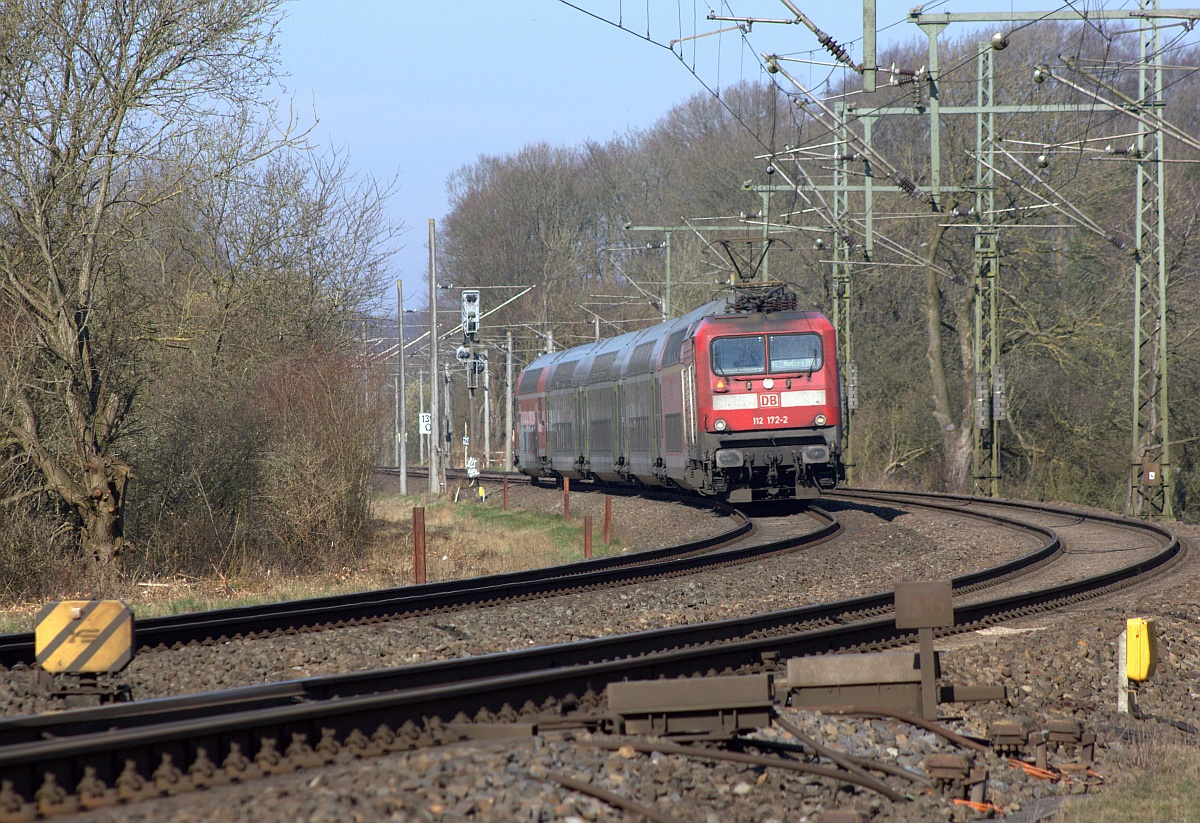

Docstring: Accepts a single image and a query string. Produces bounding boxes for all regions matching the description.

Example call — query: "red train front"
[515,286,844,503]
[691,306,842,501]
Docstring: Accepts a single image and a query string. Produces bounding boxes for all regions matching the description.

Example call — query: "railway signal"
[461,290,480,340]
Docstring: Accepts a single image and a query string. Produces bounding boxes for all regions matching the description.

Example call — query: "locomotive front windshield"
[712,333,822,375]
[711,335,765,375]
[768,333,822,372]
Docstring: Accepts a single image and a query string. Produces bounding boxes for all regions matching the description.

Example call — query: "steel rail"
[577,737,903,800]
[0,492,1176,811]
[829,487,1167,534]
[0,480,752,668]
[732,733,933,785]
[0,493,1058,749]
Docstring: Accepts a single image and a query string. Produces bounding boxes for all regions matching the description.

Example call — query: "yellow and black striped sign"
[35,600,133,674]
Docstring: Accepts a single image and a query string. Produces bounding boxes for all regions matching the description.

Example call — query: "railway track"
[0,477,760,668]
[0,471,1038,669]
[0,488,1178,816]
[828,489,1176,601]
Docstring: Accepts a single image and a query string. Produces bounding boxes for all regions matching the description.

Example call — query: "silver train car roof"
[519,284,810,375]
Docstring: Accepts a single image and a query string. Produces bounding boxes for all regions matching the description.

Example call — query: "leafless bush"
[250,350,385,569]
[0,502,80,601]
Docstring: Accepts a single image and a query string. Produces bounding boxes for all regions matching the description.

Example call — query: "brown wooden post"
[412,507,426,585]
[503,474,509,510]
[583,515,592,559]
[604,495,612,545]
[563,476,570,520]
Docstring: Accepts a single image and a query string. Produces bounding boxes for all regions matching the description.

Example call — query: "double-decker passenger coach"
[515,286,844,502]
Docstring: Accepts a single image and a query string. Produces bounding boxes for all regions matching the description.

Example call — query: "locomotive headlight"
[762,378,775,389]
[714,418,729,432]
[814,414,827,426]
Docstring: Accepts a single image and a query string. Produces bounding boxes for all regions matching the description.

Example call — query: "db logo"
[759,394,779,407]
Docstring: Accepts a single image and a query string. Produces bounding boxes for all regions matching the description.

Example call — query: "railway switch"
[784,582,1002,720]
[607,673,773,736]
[784,652,930,715]
[894,580,954,720]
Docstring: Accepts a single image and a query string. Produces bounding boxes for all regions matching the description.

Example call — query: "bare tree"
[438,42,1200,513]
[0,0,289,563]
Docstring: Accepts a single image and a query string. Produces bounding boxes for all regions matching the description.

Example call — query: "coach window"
[712,335,765,375]
[768,333,822,373]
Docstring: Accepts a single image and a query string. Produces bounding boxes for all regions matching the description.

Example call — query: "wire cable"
[552,0,1200,287]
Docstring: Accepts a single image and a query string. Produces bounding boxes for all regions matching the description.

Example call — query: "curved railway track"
[0,479,760,668]
[829,489,1177,603]
[0,487,1179,815]
[0,472,1042,668]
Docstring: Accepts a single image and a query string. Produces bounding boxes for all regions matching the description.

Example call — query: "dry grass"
[0,487,624,634]
[1056,727,1200,823]
[372,487,623,582]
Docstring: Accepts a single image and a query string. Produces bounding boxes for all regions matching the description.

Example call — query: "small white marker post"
[1117,629,1129,714]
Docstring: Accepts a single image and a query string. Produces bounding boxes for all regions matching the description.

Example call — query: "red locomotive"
[514,286,844,502]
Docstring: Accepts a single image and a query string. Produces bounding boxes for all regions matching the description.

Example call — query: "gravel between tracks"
[0,489,1034,714]
[12,492,1199,822]
[60,546,1200,823]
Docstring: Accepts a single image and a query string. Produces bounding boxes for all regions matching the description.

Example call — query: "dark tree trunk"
[81,457,130,563]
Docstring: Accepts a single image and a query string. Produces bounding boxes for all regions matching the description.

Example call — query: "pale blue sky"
[273,0,1173,307]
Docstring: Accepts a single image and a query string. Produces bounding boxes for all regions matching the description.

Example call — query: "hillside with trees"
[437,23,1200,519]
[4,7,1198,603]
